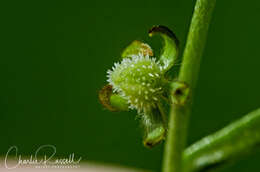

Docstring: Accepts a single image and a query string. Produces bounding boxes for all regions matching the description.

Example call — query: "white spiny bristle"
[106,52,165,115]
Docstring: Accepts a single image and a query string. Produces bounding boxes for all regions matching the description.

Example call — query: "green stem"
[162,0,216,172]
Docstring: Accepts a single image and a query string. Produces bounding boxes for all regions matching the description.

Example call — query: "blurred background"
[1,0,260,171]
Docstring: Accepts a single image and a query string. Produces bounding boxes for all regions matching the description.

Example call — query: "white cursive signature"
[5,145,82,169]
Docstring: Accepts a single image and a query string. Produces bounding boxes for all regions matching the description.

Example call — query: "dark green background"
[1,0,260,171]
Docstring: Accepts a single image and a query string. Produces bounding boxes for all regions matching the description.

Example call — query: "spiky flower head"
[99,26,180,148]
[107,53,166,115]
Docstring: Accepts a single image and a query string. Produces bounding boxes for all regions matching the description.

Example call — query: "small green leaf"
[121,40,153,58]
[149,25,179,72]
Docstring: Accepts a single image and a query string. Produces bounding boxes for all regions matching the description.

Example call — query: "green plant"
[99,0,260,171]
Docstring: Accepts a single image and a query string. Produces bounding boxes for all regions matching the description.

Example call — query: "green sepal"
[121,40,153,59]
[110,94,129,111]
[142,107,166,148]
[144,125,165,148]
[149,25,179,72]
[99,85,129,112]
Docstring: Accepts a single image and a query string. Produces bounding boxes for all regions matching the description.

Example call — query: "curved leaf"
[149,25,179,72]
[183,108,260,172]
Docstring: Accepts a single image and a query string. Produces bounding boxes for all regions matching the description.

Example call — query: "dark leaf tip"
[98,85,118,112]
[149,25,179,46]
